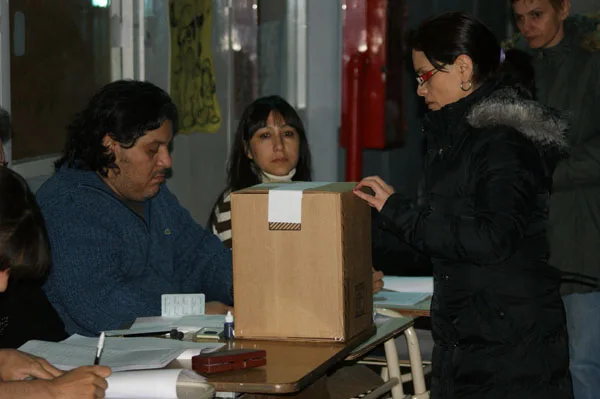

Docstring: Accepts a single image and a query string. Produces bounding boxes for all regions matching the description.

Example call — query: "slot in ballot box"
[231,182,373,342]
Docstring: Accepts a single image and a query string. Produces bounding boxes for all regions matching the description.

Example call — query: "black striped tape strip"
[268,222,301,231]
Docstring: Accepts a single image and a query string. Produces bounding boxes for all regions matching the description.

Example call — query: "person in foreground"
[354,11,571,399]
[0,108,68,349]
[0,167,110,398]
[509,1,600,397]
[37,80,234,336]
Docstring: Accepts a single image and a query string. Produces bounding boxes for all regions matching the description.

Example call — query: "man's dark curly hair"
[55,80,178,176]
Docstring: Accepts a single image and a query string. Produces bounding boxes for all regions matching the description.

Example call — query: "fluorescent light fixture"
[92,0,110,8]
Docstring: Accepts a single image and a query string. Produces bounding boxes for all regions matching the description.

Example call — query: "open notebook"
[104,315,227,336]
[19,334,224,371]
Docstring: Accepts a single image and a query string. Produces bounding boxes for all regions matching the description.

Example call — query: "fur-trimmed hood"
[467,88,569,152]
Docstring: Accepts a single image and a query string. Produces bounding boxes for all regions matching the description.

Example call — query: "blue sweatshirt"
[36,167,233,336]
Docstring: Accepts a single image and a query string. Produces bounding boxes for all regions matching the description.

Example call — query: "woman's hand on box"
[353,176,395,212]
[372,268,384,294]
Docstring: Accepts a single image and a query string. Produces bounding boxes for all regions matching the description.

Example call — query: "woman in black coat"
[354,11,572,399]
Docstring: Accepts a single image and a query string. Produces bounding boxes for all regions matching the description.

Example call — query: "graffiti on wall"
[169,0,221,134]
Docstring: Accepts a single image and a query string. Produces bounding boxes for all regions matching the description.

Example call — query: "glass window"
[9,0,112,160]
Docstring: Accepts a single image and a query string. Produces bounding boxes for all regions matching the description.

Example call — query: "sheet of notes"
[161,293,205,317]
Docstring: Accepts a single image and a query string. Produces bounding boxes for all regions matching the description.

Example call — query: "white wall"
[305,0,342,182]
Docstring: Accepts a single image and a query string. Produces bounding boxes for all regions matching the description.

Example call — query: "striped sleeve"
[211,192,232,249]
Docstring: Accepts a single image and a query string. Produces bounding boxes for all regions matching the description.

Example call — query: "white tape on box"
[267,182,332,231]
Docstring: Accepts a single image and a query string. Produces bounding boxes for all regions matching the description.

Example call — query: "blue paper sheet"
[373,291,431,307]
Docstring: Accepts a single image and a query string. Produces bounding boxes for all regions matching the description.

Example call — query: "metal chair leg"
[404,327,429,398]
[383,337,404,399]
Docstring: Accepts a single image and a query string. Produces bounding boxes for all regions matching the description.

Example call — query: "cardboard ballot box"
[230,182,373,342]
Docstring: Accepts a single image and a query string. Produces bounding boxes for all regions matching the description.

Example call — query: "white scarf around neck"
[260,168,296,183]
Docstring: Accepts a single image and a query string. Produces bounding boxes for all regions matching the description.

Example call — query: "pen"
[94,332,105,365]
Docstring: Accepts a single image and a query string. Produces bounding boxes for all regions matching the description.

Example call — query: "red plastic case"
[192,349,267,374]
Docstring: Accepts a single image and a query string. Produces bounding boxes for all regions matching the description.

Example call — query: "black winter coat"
[378,83,572,398]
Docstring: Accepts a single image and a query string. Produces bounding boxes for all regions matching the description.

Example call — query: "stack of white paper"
[106,369,213,399]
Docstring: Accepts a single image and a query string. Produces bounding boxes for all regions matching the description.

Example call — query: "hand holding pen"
[0,348,111,397]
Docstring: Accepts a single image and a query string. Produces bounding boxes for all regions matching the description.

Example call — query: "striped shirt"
[210,169,297,249]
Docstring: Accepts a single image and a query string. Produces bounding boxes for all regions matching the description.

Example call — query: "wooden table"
[172,316,422,398]
[170,326,375,395]
[374,295,432,318]
[347,316,413,361]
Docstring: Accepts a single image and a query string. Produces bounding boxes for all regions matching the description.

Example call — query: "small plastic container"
[223,310,235,340]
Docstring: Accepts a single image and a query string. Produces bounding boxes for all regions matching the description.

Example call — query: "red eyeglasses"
[416,68,440,86]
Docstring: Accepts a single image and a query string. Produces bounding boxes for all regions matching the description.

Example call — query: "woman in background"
[208,95,384,291]
[355,11,571,398]
[208,95,311,248]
